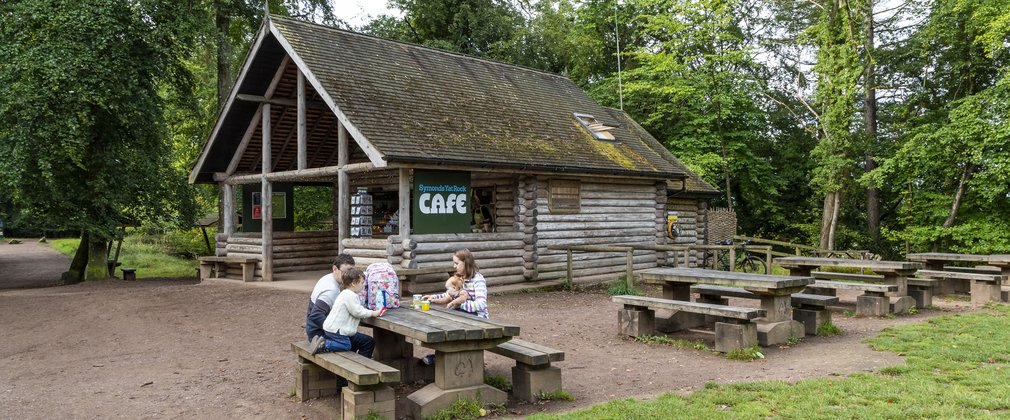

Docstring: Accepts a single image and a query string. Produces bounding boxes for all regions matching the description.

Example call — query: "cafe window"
[471,186,496,232]
[549,179,581,213]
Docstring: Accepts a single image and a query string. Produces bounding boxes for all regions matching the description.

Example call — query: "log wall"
[535,177,660,281]
[667,196,704,266]
[407,232,526,293]
[223,230,339,280]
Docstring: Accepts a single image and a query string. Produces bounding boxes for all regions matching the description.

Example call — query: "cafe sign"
[412,170,470,234]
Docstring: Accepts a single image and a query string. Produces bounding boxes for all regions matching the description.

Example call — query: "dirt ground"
[0,242,979,419]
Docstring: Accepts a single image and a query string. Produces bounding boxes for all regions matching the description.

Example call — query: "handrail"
[546,244,638,287]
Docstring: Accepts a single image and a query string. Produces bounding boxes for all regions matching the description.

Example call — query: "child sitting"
[310,268,383,355]
[425,275,470,309]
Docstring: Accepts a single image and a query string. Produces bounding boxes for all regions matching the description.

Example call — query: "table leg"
[754,294,804,346]
[372,328,422,383]
[407,350,506,419]
[657,282,704,332]
[882,273,915,314]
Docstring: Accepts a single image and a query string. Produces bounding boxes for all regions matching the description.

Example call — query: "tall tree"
[0,0,200,280]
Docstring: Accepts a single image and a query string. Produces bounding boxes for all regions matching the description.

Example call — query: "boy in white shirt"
[310,267,383,355]
[305,254,355,340]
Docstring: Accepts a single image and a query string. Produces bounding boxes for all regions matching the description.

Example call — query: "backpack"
[358,262,401,310]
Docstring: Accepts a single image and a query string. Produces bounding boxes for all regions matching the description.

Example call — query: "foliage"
[725,345,764,361]
[816,322,842,336]
[633,335,710,352]
[50,237,199,278]
[484,373,512,391]
[538,389,575,401]
[424,397,503,420]
[293,186,333,231]
[607,275,643,296]
[533,305,1010,419]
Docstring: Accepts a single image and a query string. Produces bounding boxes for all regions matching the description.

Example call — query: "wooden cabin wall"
[471,173,518,233]
[534,177,660,283]
[667,196,704,266]
[405,232,526,293]
[223,230,339,280]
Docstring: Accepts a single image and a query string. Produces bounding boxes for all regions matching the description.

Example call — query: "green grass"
[608,275,643,296]
[634,335,710,352]
[725,345,764,361]
[425,398,504,420]
[531,304,1010,419]
[50,237,198,278]
[816,322,842,336]
[539,389,575,401]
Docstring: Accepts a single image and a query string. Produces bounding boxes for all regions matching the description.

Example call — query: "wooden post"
[222,183,235,237]
[296,70,307,170]
[729,247,736,272]
[566,249,573,283]
[337,121,350,253]
[626,249,634,287]
[685,246,692,268]
[399,168,410,239]
[261,103,273,282]
[765,247,772,274]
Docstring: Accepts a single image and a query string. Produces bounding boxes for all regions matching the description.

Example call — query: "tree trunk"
[819,190,841,251]
[216,3,232,107]
[864,3,880,240]
[84,234,111,280]
[62,231,90,284]
[942,164,977,229]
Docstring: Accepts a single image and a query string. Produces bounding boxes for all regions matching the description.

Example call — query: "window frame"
[548,179,581,214]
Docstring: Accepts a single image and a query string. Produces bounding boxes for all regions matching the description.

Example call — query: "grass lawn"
[533,304,1010,419]
[50,237,198,278]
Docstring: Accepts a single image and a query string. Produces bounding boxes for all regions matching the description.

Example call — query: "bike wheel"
[740,256,767,274]
[717,253,731,271]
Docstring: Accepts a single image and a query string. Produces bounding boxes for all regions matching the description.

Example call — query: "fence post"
[626,249,635,287]
[567,249,573,284]
[729,247,736,272]
[765,246,772,274]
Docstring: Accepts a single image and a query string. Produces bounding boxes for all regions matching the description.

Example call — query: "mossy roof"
[271,16,688,178]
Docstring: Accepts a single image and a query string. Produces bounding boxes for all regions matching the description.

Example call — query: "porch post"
[261,103,273,281]
[222,183,236,250]
[398,168,410,239]
[296,70,307,170]
[337,121,349,253]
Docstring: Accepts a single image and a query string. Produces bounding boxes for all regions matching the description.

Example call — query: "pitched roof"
[192,16,719,195]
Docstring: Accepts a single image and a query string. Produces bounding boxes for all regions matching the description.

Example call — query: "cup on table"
[420,300,430,311]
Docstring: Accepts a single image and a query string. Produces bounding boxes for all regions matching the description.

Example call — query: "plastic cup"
[420,300,430,311]
[413,294,422,310]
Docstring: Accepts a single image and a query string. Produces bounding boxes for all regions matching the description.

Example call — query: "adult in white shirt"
[305,254,355,340]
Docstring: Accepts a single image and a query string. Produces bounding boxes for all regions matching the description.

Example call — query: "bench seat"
[811,271,884,282]
[198,256,258,282]
[918,270,1006,305]
[690,285,838,335]
[291,340,399,418]
[489,339,565,401]
[809,280,896,293]
[916,269,1005,282]
[612,295,763,352]
[942,265,1000,275]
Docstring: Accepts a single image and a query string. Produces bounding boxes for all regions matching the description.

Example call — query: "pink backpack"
[358,263,400,310]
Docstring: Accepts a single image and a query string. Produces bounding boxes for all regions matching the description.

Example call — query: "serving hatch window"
[549,179,581,213]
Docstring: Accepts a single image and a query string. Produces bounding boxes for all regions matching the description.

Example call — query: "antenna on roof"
[614,0,623,111]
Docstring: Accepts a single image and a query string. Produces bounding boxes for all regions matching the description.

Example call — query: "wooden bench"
[488,339,565,401]
[691,285,839,335]
[198,256,258,282]
[291,340,400,419]
[811,271,936,309]
[917,269,1006,305]
[613,295,765,352]
[802,280,898,317]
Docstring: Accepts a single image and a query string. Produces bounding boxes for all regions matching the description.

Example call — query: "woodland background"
[2,0,1008,275]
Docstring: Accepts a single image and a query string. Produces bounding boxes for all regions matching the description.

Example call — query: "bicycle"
[702,239,768,274]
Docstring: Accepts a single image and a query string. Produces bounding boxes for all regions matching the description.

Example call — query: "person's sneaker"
[421,354,435,366]
[309,335,325,355]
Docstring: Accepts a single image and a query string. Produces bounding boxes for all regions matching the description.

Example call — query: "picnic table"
[907,253,1010,294]
[776,257,921,315]
[361,306,519,419]
[638,267,813,346]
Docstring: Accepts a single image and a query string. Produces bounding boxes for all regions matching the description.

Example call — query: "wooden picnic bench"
[777,257,920,316]
[916,269,1006,305]
[198,256,258,282]
[613,295,765,352]
[907,253,1010,295]
[691,285,839,335]
[291,340,400,419]
[488,339,565,401]
[639,267,812,346]
[810,271,939,309]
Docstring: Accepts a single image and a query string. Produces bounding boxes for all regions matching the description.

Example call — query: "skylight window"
[573,113,617,141]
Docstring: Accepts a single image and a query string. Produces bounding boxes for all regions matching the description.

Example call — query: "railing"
[734,235,875,260]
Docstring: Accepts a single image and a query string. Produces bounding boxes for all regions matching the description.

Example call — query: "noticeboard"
[411,170,471,234]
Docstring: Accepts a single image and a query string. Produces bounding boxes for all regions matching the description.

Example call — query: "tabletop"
[775,257,922,272]
[907,253,1010,265]
[362,306,519,345]
[639,267,813,292]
